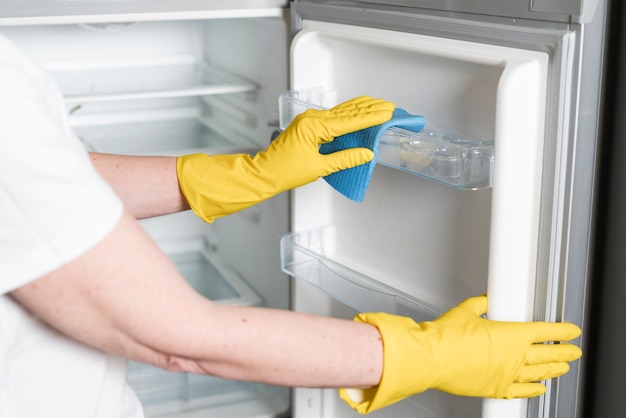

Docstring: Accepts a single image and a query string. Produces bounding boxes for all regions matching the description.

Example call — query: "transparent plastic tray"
[281,226,441,322]
[162,239,262,307]
[279,89,494,189]
[127,240,265,411]
[127,361,250,407]
[128,361,283,417]
[72,107,257,156]
[48,58,257,104]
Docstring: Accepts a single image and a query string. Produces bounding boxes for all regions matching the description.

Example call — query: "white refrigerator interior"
[2,13,293,418]
[1,4,550,418]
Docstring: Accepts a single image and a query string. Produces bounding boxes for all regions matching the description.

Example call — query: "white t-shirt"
[0,34,143,418]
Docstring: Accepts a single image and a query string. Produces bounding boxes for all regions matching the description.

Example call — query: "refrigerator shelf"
[281,226,441,322]
[71,107,258,156]
[46,57,257,104]
[159,238,262,307]
[279,89,495,189]
[126,240,281,417]
[128,362,285,417]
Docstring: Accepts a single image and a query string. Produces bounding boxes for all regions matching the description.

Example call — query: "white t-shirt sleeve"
[0,35,124,295]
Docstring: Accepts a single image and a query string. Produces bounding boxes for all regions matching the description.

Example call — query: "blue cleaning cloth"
[319,108,425,202]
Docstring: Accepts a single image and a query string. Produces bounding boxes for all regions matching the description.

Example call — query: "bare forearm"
[170,304,383,388]
[89,153,189,219]
[11,210,383,389]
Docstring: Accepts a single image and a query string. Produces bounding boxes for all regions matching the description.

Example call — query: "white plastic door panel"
[289,20,548,418]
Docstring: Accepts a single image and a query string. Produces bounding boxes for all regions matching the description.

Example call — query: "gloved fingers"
[517,362,570,383]
[335,98,393,115]
[526,342,582,364]
[313,96,389,120]
[518,321,581,344]
[319,148,375,174]
[323,99,395,138]
[330,98,392,115]
[504,382,547,399]
[329,96,378,111]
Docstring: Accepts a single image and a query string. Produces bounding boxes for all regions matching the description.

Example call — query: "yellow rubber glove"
[177,96,395,223]
[339,295,582,414]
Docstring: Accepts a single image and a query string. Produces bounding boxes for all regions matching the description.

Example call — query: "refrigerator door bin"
[281,226,441,322]
[279,89,495,189]
[380,129,494,189]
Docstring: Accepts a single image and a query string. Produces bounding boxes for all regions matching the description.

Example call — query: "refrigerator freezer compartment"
[46,57,257,104]
[72,107,258,156]
[281,226,441,322]
[279,89,494,189]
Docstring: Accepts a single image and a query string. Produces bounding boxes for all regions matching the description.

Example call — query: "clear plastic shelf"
[159,238,262,307]
[125,239,277,415]
[280,226,441,322]
[127,361,253,408]
[71,106,258,156]
[47,57,257,104]
[279,89,494,189]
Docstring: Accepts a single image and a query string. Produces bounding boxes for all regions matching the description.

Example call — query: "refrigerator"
[0,1,610,417]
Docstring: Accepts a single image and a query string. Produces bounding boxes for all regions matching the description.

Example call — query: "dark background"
[584,0,626,416]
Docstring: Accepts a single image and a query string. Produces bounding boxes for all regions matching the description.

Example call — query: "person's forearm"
[165,303,383,388]
[11,210,383,389]
[89,153,189,219]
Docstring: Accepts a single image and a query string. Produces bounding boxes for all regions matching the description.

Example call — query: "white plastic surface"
[289,20,549,418]
[481,53,548,418]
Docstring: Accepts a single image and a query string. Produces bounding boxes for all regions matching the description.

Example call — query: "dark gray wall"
[585,0,626,416]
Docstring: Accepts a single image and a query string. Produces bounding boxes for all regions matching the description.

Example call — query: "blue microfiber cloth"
[319,108,425,202]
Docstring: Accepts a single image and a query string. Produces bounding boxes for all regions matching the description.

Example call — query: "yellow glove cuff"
[339,313,434,414]
[177,153,268,223]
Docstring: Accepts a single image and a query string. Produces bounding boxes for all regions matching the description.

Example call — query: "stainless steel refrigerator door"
[288,1,605,417]
[293,0,601,23]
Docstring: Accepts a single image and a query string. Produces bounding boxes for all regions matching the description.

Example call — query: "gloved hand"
[339,294,582,414]
[177,96,395,223]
